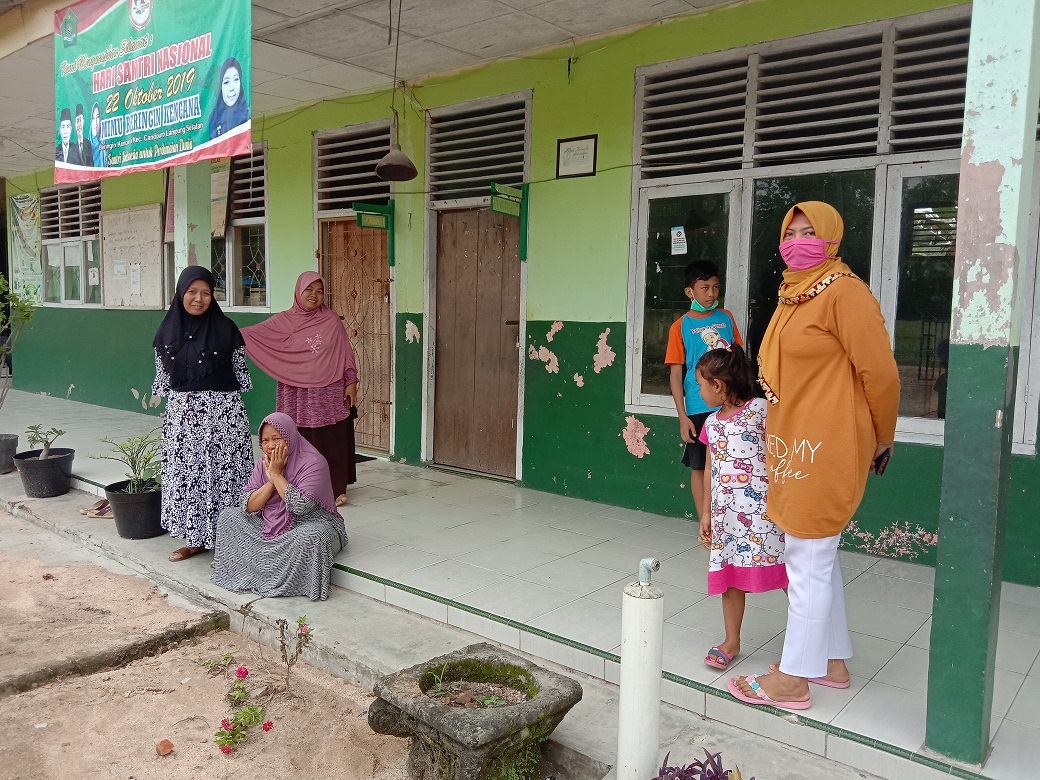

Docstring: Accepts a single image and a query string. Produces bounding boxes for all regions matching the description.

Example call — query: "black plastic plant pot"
[105,479,166,540]
[0,433,18,474]
[13,448,75,498]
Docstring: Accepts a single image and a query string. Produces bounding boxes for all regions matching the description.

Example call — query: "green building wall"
[14,0,1039,585]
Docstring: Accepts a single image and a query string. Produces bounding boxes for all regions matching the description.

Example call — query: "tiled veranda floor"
[1,390,1036,779]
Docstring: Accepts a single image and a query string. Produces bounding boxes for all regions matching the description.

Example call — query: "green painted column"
[926,0,1040,764]
[173,162,212,274]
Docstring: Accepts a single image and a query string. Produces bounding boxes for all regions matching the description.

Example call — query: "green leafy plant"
[213,666,273,755]
[0,273,34,413]
[427,663,450,698]
[25,425,65,459]
[196,652,236,671]
[92,429,161,492]
[277,615,313,690]
[477,694,506,708]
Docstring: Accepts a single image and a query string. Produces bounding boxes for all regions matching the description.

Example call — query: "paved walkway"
[1,390,1036,779]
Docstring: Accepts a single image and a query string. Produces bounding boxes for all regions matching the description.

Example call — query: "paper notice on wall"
[130,263,142,296]
[670,227,688,255]
[88,267,100,286]
[113,260,128,278]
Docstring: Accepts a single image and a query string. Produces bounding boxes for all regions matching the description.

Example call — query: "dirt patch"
[426,680,529,709]
[0,632,410,780]
[0,549,201,683]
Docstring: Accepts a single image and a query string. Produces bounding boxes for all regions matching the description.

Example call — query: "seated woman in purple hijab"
[212,412,348,601]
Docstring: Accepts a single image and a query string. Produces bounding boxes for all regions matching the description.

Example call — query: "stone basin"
[368,642,583,780]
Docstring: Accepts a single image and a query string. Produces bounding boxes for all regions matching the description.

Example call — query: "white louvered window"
[636,8,983,180]
[40,183,102,305]
[212,143,269,308]
[428,96,528,204]
[315,122,392,215]
[628,5,1040,452]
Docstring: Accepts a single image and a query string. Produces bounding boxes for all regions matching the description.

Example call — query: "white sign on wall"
[102,205,163,308]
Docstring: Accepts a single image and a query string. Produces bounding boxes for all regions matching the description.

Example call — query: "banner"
[54,0,252,184]
[9,195,43,304]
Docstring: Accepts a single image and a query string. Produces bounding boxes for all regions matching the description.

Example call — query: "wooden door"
[321,219,392,452]
[433,208,521,477]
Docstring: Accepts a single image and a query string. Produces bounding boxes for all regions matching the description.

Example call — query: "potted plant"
[0,273,34,473]
[13,425,75,498]
[92,429,165,539]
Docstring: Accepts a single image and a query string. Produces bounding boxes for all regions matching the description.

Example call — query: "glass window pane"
[747,171,876,360]
[894,174,958,419]
[43,245,61,303]
[63,244,81,302]
[640,192,730,396]
[85,239,101,304]
[211,237,227,302]
[232,225,266,307]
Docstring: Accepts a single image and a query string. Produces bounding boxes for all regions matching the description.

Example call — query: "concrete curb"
[0,610,229,698]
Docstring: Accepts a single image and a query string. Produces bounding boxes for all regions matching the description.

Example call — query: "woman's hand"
[344,381,358,413]
[869,442,893,473]
[699,514,711,546]
[264,441,288,479]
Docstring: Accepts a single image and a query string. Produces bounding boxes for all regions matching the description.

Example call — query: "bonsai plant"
[92,429,165,539]
[0,273,35,473]
[13,425,75,498]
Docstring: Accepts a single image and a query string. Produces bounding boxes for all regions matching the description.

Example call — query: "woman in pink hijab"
[212,412,348,601]
[242,272,358,505]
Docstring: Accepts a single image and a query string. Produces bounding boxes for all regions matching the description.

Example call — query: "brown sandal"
[169,546,204,562]
[79,499,107,515]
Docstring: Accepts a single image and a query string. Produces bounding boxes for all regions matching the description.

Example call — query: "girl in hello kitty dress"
[696,345,788,670]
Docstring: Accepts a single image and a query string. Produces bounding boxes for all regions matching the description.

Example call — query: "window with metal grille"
[40,183,101,241]
[315,122,392,214]
[40,183,102,305]
[636,8,978,180]
[210,143,269,308]
[428,97,528,203]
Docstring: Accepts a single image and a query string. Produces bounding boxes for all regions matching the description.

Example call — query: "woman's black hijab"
[153,266,245,391]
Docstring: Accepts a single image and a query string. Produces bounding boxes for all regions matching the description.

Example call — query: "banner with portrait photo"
[53,0,252,184]
[9,194,43,304]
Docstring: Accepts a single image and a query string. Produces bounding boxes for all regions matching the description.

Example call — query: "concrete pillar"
[926,0,1040,765]
[173,162,212,275]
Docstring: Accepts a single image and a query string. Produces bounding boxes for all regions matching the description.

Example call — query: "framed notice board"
[102,204,163,309]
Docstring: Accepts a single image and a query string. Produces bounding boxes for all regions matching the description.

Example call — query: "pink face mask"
[778,237,839,271]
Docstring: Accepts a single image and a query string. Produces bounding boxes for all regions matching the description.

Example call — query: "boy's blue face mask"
[691,299,719,312]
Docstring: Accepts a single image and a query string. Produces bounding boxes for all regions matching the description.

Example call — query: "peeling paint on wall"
[593,328,616,373]
[528,343,560,373]
[404,320,421,343]
[622,415,651,458]
[573,373,584,387]
[546,321,564,342]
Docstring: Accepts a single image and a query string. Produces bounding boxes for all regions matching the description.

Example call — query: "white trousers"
[779,533,853,679]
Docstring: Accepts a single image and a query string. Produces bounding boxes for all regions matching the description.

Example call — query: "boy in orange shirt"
[665,261,743,519]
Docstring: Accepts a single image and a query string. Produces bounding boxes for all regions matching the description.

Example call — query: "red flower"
[262,720,273,732]
[235,666,249,679]
[220,745,233,754]
[220,719,233,731]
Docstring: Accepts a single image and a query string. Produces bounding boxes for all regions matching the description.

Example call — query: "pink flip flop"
[727,674,812,711]
[705,647,735,670]
[767,661,851,689]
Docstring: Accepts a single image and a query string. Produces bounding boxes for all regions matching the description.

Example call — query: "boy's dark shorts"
[681,411,713,471]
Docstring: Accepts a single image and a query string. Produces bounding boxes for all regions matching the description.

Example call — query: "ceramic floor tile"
[1005,674,1040,728]
[907,618,931,649]
[338,544,445,577]
[757,629,903,680]
[509,526,603,556]
[516,558,628,597]
[874,643,928,692]
[838,550,877,572]
[844,594,930,643]
[340,485,406,505]
[667,599,787,649]
[528,493,605,515]
[493,504,584,525]
[611,524,700,554]
[362,493,450,518]
[584,579,707,619]
[982,719,1040,780]
[998,600,1040,638]
[1001,582,1040,609]
[396,527,499,559]
[869,557,936,585]
[396,501,495,528]
[337,530,392,556]
[373,477,451,494]
[660,622,733,684]
[549,514,649,540]
[454,578,579,623]
[339,505,400,529]
[843,571,934,613]
[996,628,1040,675]
[454,540,563,575]
[565,539,674,573]
[394,560,507,599]
[449,517,549,542]
[993,669,1027,720]
[830,680,926,752]
[453,491,543,513]
[351,515,434,544]
[529,599,623,651]
[596,504,680,525]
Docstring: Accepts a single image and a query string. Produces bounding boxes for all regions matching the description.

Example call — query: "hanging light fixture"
[375,0,417,181]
